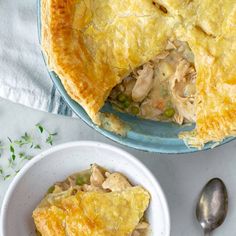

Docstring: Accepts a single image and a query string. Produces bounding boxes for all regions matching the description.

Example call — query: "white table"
[0,98,235,236]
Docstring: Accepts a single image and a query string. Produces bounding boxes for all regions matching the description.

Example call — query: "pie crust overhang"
[41,0,236,147]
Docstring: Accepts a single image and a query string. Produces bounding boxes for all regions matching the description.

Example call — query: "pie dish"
[41,0,236,148]
[33,164,150,235]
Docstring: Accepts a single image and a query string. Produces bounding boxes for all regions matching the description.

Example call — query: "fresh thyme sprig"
[9,140,16,167]
[0,166,12,180]
[14,132,33,148]
[36,124,57,146]
[0,123,58,181]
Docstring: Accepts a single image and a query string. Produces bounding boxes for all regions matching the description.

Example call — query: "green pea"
[47,185,55,194]
[76,175,86,186]
[130,106,140,115]
[164,108,175,118]
[117,93,128,102]
[123,100,131,108]
[76,174,91,186]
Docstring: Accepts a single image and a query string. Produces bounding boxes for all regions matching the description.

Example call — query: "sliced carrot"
[154,100,165,110]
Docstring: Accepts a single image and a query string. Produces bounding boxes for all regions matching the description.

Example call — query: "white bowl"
[0,141,170,236]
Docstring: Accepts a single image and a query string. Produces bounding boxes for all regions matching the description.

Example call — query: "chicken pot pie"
[33,164,150,236]
[41,0,236,148]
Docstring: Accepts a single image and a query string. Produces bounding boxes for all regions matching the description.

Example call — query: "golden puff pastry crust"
[33,186,150,236]
[41,0,173,124]
[42,0,236,147]
[175,1,236,147]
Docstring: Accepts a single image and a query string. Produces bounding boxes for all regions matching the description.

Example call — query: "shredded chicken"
[140,99,162,119]
[169,59,196,123]
[132,63,154,102]
[132,230,141,236]
[173,112,184,125]
[132,222,149,236]
[82,184,106,192]
[102,172,132,192]
[109,40,197,125]
[90,164,105,187]
[135,222,149,230]
[123,78,136,96]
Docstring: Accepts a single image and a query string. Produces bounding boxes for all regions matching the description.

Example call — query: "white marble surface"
[0,98,236,236]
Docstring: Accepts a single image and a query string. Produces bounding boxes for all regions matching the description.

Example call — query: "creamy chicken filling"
[46,164,149,236]
[109,40,196,125]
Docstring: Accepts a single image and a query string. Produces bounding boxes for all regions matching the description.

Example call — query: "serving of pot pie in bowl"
[0,141,170,236]
[38,0,236,153]
[33,164,151,236]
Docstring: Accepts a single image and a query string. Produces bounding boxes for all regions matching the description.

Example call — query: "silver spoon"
[196,178,228,236]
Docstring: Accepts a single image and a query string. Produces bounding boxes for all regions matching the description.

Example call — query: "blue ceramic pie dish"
[37,0,235,154]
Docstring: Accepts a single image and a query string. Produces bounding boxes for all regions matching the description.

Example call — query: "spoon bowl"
[196,178,228,235]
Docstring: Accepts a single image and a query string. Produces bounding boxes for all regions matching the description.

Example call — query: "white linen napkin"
[0,0,73,116]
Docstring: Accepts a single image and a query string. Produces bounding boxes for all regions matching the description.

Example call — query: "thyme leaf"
[0,123,57,181]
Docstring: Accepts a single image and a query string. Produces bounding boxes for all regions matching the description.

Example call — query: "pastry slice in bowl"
[33,164,150,236]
